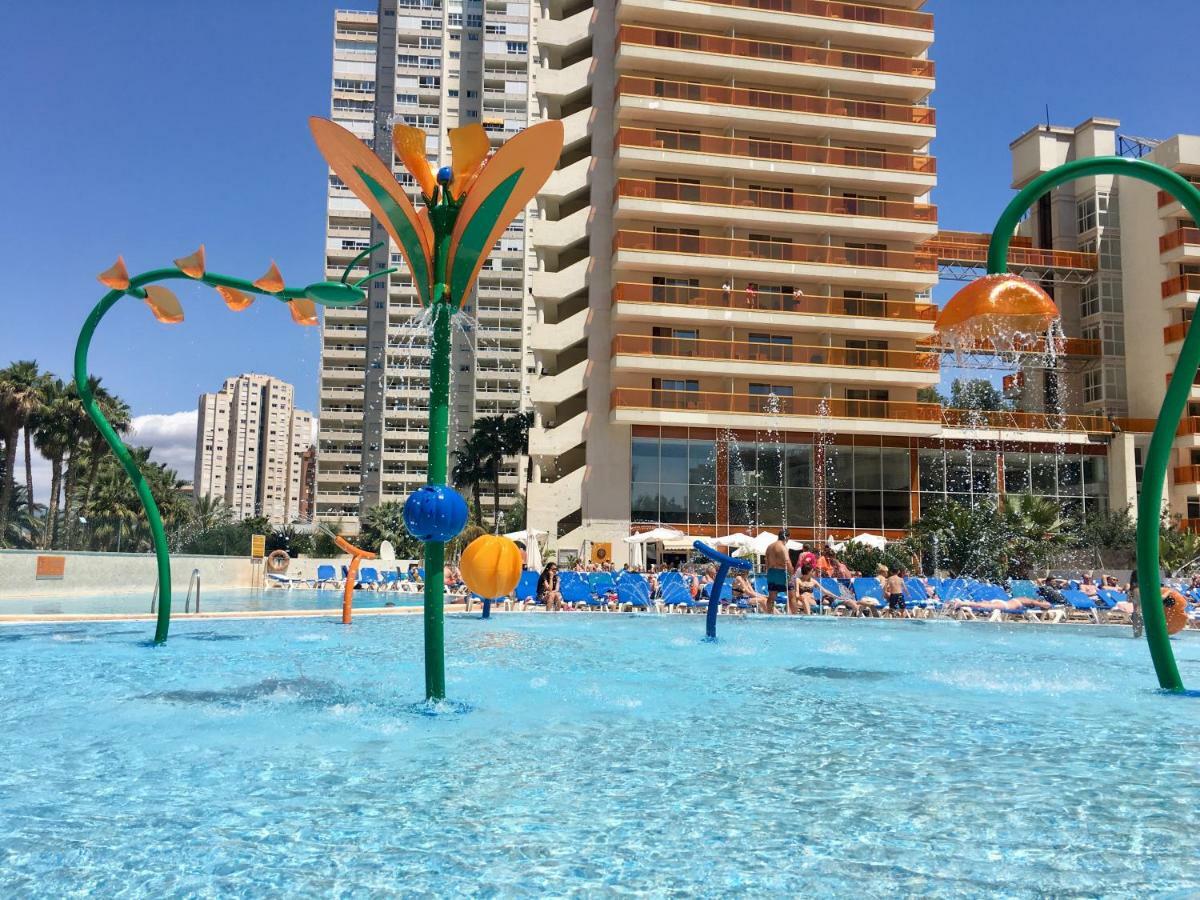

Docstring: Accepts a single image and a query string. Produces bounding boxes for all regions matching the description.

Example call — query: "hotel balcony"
[1162,274,1200,310]
[1173,465,1200,486]
[613,178,937,241]
[1158,179,1200,218]
[1164,320,1189,348]
[611,388,1152,441]
[614,127,936,194]
[611,334,939,386]
[615,25,933,100]
[615,77,936,149]
[616,0,934,55]
[1160,227,1200,265]
[612,230,939,292]
[611,282,936,339]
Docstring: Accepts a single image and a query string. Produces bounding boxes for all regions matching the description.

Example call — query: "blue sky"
[0,0,1194,431]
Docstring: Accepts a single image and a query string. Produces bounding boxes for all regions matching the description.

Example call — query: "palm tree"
[2,484,43,549]
[467,412,531,531]
[192,494,232,532]
[31,379,81,549]
[63,378,129,548]
[452,439,488,523]
[359,501,421,557]
[0,360,47,538]
[1002,494,1071,576]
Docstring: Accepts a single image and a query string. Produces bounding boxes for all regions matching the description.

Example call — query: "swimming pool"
[1,614,1197,896]
[0,587,423,617]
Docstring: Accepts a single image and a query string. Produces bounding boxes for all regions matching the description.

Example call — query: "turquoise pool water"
[0,588,423,616]
[1,614,1197,896]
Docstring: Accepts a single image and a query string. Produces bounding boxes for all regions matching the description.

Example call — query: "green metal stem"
[74,266,330,645]
[986,156,1200,692]
[422,206,456,701]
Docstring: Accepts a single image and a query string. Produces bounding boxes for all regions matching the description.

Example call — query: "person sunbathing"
[1079,575,1100,598]
[731,572,766,613]
[795,566,859,616]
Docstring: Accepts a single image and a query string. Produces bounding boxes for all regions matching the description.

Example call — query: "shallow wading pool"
[1,613,1197,896]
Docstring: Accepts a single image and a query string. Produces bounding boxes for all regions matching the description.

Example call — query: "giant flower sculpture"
[79,246,377,645]
[309,116,563,701]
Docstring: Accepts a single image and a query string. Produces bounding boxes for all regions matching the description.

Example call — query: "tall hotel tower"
[528,0,942,559]
[316,3,535,535]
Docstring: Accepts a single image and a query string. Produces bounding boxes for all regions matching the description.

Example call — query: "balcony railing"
[613,281,938,321]
[1162,274,1200,298]
[617,25,935,77]
[613,388,1155,433]
[613,387,941,421]
[612,333,939,370]
[1158,179,1200,207]
[1165,321,1190,344]
[617,76,936,126]
[615,178,936,222]
[1174,465,1200,484]
[615,230,938,272]
[1160,227,1200,254]
[616,126,937,175]
[682,0,933,31]
[924,232,1097,271]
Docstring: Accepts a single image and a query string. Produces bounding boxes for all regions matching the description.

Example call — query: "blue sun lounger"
[514,570,539,607]
[560,571,600,609]
[1061,588,1101,623]
[617,572,651,610]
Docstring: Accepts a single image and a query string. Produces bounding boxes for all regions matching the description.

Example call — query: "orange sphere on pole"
[460,535,523,600]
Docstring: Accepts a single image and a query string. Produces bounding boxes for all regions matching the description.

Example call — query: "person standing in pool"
[884,567,907,618]
[764,529,794,615]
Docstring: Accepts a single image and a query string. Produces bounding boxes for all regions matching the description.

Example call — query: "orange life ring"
[266,550,291,574]
[1163,589,1189,635]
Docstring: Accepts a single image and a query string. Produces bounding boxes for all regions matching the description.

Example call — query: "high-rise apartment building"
[1009,122,1200,522]
[193,374,314,524]
[529,0,953,559]
[316,3,535,535]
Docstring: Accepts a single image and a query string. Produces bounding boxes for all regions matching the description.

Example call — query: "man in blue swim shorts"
[763,529,794,615]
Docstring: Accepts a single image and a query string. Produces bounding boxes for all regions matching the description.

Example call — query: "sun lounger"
[1061,589,1101,624]
[312,564,338,589]
[560,571,600,609]
[851,577,885,608]
[513,570,539,609]
[617,572,651,611]
[356,567,380,590]
[661,580,696,611]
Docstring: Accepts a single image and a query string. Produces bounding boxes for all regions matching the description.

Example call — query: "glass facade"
[631,432,1110,531]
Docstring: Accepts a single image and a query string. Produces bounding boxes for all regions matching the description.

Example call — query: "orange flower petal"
[216,285,254,311]
[288,298,318,326]
[253,261,285,293]
[98,256,130,290]
[143,285,184,324]
[393,124,437,197]
[448,123,490,197]
[173,244,206,279]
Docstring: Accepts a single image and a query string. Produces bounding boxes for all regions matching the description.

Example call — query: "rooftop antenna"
[1045,104,1051,131]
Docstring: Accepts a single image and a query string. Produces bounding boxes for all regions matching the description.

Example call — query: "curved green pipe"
[74,266,363,645]
[985,156,1200,692]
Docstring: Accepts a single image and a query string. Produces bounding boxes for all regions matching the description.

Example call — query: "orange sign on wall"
[35,556,65,580]
[250,534,266,559]
[590,542,612,565]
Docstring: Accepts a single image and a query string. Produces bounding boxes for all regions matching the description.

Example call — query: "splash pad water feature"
[940,155,1200,692]
[76,116,562,702]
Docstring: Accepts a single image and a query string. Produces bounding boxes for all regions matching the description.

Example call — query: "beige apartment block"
[193,374,314,524]
[315,4,536,536]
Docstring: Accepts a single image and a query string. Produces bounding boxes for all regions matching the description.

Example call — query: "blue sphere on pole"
[436,165,453,185]
[403,485,469,542]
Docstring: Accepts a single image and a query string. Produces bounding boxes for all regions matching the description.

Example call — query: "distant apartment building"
[315,3,535,535]
[1009,121,1200,522]
[193,374,314,524]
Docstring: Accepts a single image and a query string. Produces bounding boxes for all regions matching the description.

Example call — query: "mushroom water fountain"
[940,155,1200,693]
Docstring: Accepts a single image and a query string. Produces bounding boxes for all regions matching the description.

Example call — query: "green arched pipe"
[74,267,365,645]
[985,156,1200,692]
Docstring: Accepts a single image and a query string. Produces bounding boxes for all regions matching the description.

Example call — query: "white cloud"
[128,410,198,481]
